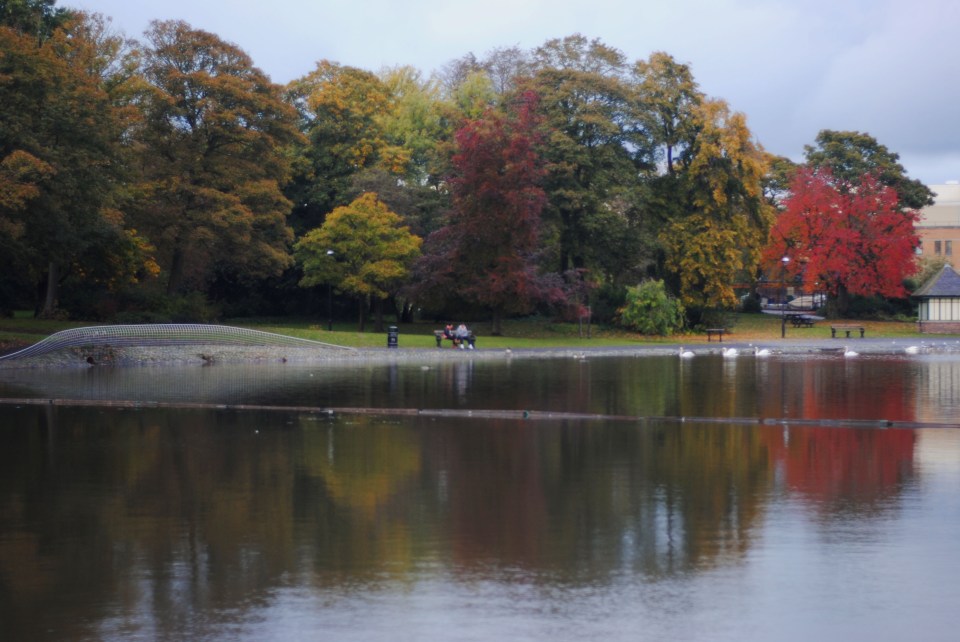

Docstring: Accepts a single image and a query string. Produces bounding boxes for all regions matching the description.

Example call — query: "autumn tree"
[295,192,421,332]
[412,93,562,335]
[659,99,774,314]
[133,20,301,297]
[285,61,402,234]
[347,168,447,245]
[762,167,919,315]
[0,10,151,316]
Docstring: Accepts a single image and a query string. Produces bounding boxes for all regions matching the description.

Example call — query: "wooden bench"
[434,329,477,349]
[705,328,726,342]
[831,324,865,339]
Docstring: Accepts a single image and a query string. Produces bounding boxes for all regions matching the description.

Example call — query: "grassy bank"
[0,311,927,353]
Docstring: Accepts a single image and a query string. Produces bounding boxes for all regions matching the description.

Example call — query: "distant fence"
[0,324,354,361]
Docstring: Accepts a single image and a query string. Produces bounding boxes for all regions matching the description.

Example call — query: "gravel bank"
[2,336,959,369]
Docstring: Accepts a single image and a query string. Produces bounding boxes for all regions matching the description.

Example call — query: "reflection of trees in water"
[756,357,918,422]
[0,406,306,640]
[427,419,772,578]
[762,426,916,515]
[298,415,424,576]
[0,404,921,640]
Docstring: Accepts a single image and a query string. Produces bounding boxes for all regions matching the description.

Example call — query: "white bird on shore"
[679,346,694,358]
[844,346,859,357]
[754,346,771,357]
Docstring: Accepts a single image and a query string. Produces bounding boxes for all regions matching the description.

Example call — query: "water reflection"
[4,352,959,424]
[1,354,959,640]
[0,402,944,641]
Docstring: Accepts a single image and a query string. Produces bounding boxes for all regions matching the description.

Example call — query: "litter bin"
[387,325,398,348]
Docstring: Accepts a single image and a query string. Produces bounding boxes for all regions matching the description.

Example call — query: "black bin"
[387,325,399,348]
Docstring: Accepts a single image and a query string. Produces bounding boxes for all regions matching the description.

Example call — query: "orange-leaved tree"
[134,20,301,296]
[762,167,919,315]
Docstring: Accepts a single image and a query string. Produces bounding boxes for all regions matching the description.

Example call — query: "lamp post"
[780,255,790,338]
[326,249,335,332]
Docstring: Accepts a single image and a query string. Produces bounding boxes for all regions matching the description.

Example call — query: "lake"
[1,351,959,641]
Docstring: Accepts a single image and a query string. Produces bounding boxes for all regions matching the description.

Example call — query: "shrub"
[616,280,685,336]
[740,293,762,313]
[165,292,221,323]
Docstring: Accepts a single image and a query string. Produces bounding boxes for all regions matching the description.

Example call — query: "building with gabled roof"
[914,264,960,333]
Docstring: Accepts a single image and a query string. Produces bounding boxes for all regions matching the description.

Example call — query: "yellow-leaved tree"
[660,99,773,315]
[295,193,421,331]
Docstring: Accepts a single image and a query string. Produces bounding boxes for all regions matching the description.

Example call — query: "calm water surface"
[1,353,959,641]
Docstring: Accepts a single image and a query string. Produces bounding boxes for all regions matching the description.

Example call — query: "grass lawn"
[0,311,927,353]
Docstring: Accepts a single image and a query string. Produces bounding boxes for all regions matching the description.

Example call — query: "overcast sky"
[68,0,960,189]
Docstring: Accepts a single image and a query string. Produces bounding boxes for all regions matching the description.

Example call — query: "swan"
[754,346,771,357]
[722,347,739,358]
[679,346,694,358]
[904,345,920,355]
[843,346,859,357]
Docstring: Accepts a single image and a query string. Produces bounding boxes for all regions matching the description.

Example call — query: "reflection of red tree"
[763,426,916,508]
[758,360,917,422]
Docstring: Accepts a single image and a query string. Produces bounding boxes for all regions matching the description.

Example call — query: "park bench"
[434,329,477,349]
[830,324,865,339]
[788,314,817,328]
[705,328,727,342]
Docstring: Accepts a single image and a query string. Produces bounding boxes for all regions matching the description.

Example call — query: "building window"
[947,240,953,256]
[935,240,942,255]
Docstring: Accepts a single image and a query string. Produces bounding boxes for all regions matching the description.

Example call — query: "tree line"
[0,1,933,331]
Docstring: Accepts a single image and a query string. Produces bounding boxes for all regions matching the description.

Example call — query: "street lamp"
[326,249,335,331]
[780,255,790,338]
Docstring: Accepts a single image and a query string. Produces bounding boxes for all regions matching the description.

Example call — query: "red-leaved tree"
[411,92,564,334]
[762,167,919,314]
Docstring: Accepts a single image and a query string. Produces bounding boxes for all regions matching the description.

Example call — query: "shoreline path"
[1,332,958,369]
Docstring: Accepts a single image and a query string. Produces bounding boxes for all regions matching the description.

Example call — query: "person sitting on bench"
[443,324,457,347]
[455,323,472,349]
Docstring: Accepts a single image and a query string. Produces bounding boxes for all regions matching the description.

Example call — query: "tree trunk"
[41,262,59,317]
[167,245,184,296]
[492,308,503,336]
[374,298,384,333]
[836,284,850,317]
[357,297,366,332]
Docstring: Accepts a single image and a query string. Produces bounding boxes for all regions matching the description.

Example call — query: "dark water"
[1,353,959,641]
